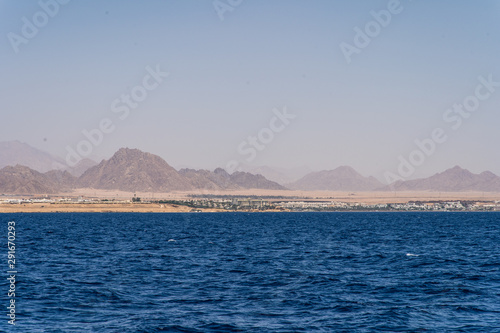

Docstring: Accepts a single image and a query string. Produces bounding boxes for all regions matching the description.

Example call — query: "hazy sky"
[1,0,499,181]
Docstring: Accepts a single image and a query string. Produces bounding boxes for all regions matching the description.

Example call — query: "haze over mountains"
[0,141,96,176]
[288,166,383,191]
[1,141,500,194]
[238,164,311,185]
[0,141,61,173]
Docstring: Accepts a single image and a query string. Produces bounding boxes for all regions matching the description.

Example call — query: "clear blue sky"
[1,0,499,180]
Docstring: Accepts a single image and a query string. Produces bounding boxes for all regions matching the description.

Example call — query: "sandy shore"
[0,203,220,213]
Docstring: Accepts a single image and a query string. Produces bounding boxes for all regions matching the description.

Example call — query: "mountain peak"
[214,168,230,177]
[480,170,498,178]
[446,165,468,172]
[0,141,64,173]
[384,166,500,192]
[115,147,142,155]
[331,166,358,177]
[336,165,355,171]
[112,147,150,159]
[78,148,192,192]
[439,166,474,179]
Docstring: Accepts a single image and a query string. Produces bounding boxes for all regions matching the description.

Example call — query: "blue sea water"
[1,212,499,332]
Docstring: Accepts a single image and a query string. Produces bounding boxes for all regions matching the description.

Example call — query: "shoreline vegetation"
[1,190,499,213]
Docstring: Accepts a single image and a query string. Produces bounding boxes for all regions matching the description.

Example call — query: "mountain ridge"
[77,148,193,192]
[77,148,287,192]
[289,166,383,191]
[0,165,63,194]
[381,166,500,192]
[1,144,500,194]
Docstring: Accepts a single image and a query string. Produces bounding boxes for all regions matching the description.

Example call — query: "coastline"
[1,202,499,214]
[0,203,219,213]
[1,190,499,213]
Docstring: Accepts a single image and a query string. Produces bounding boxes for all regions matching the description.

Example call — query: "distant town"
[2,195,499,212]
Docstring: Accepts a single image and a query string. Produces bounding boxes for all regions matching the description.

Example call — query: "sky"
[1,0,499,182]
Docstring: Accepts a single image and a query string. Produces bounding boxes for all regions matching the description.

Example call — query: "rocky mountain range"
[0,165,68,194]
[238,164,311,185]
[381,166,500,192]
[0,148,286,194]
[179,167,286,191]
[288,166,383,191]
[179,168,239,191]
[77,148,286,192]
[78,148,193,192]
[1,142,500,194]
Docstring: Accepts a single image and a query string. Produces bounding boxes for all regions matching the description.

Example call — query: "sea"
[1,212,499,332]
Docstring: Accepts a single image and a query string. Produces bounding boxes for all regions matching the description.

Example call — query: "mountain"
[67,159,98,177]
[78,148,287,192]
[77,148,193,192]
[0,165,61,194]
[45,170,78,189]
[3,146,499,194]
[179,167,288,190]
[179,168,238,190]
[383,166,500,192]
[289,166,383,191]
[0,147,290,194]
[238,164,311,185]
[229,170,288,190]
[0,141,65,173]
[240,163,311,185]
[0,141,96,176]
